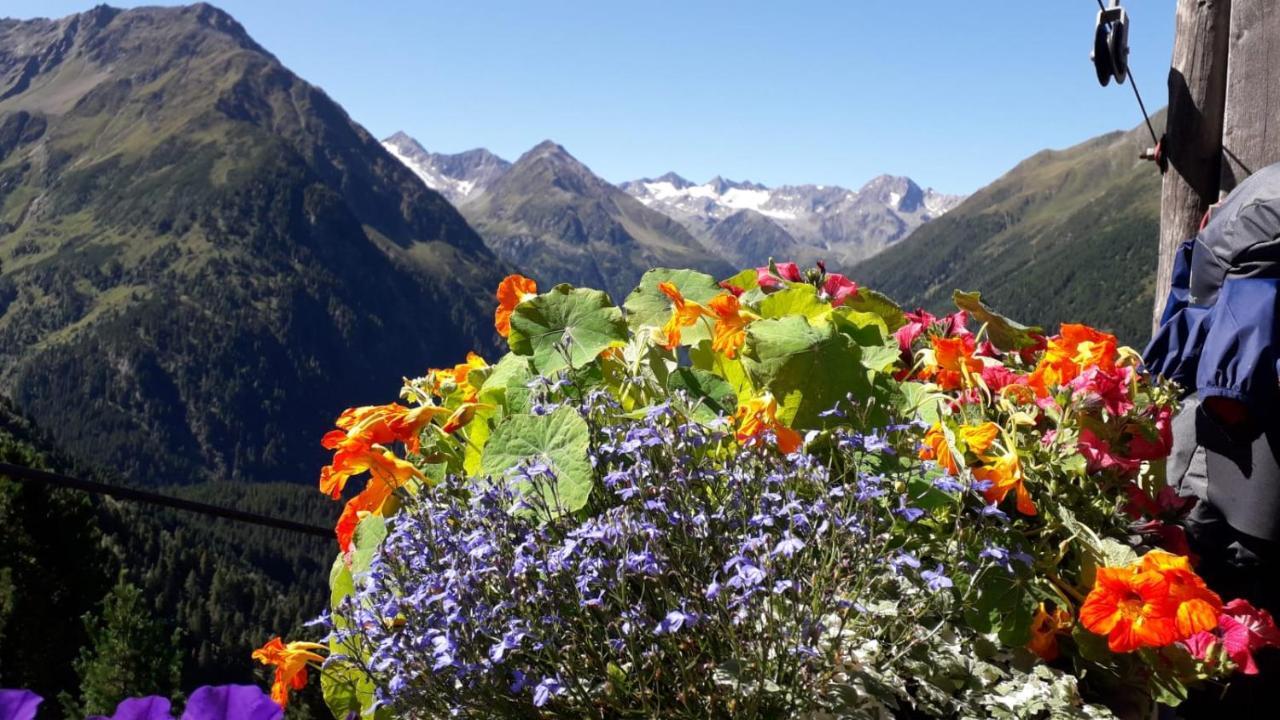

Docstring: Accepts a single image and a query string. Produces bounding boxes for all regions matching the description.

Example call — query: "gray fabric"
[1191,162,1280,305]
[1168,398,1208,500]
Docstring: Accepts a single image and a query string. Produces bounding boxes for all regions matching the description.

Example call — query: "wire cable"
[0,461,333,538]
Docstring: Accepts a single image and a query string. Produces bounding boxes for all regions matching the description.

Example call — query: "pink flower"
[980,365,1023,393]
[821,273,858,306]
[1068,366,1134,416]
[1077,428,1142,475]
[1219,599,1280,675]
[1183,630,1219,661]
[756,262,802,290]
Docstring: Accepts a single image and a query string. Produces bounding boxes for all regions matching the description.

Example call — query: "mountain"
[853,113,1165,345]
[621,173,965,268]
[450,139,734,301]
[0,4,509,487]
[382,131,510,204]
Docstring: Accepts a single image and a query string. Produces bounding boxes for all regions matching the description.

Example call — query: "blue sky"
[9,1,1173,195]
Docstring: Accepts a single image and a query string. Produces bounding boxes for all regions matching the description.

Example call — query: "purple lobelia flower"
[532,676,564,708]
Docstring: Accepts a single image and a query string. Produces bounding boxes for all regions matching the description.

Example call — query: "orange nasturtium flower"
[1079,565,1181,653]
[957,422,1000,458]
[440,402,493,435]
[1028,603,1074,661]
[336,477,395,552]
[495,274,538,338]
[973,445,1036,516]
[919,334,982,390]
[252,637,326,708]
[658,281,707,350]
[735,392,802,455]
[1139,550,1222,635]
[1028,323,1118,396]
[429,352,489,400]
[703,293,755,359]
[327,403,449,454]
[919,423,959,475]
[319,445,423,499]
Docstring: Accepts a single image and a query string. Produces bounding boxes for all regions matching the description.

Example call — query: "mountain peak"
[654,171,692,188]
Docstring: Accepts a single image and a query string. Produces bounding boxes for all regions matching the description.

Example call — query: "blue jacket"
[1144,162,1280,541]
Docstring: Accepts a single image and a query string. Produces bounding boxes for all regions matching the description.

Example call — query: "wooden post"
[1154,0,1231,330]
[1221,0,1280,194]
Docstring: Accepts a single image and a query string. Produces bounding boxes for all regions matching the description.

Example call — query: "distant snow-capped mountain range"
[382,131,965,270]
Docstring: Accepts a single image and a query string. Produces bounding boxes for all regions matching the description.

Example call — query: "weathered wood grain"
[1221,0,1280,192]
[1155,0,1231,329]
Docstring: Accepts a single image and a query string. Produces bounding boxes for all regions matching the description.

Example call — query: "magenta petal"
[0,690,42,720]
[1219,615,1261,674]
[182,685,281,720]
[106,696,175,720]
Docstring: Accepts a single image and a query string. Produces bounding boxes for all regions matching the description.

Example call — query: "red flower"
[1077,428,1142,476]
[821,273,858,306]
[756,262,802,290]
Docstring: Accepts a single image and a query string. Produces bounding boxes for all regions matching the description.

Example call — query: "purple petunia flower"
[0,690,41,720]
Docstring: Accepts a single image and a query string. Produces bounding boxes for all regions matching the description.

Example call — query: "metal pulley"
[1092,0,1130,86]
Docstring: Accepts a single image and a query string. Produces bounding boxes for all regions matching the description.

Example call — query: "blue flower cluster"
[328,394,1024,717]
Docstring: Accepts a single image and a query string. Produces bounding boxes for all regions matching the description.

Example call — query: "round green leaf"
[508,284,627,374]
[759,284,832,324]
[480,407,593,520]
[741,315,872,428]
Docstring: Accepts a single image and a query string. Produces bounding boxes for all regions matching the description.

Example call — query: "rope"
[0,461,333,538]
[1094,0,1160,146]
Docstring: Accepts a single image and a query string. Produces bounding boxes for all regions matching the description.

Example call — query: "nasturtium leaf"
[329,554,354,616]
[478,352,535,414]
[842,287,907,331]
[953,290,1043,351]
[480,407,593,520]
[349,514,387,578]
[759,284,832,324]
[963,569,1034,647]
[720,268,759,293]
[462,406,496,476]
[896,381,944,426]
[322,655,390,720]
[623,268,723,346]
[741,315,871,428]
[508,284,628,374]
[690,338,754,398]
[667,367,737,421]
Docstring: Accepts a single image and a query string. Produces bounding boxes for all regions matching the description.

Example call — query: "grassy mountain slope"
[0,4,508,487]
[461,140,734,301]
[854,113,1164,345]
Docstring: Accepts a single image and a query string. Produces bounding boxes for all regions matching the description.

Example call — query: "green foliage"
[480,407,593,519]
[740,315,871,427]
[953,290,1043,351]
[509,284,629,374]
[59,577,183,718]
